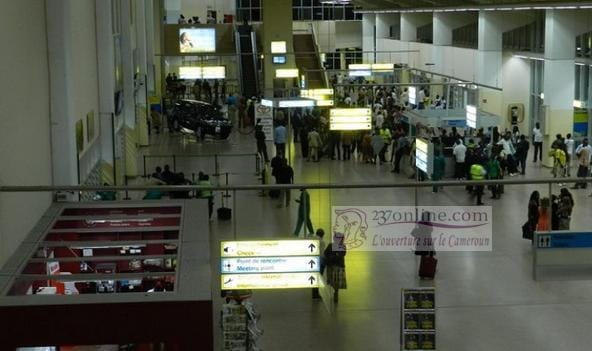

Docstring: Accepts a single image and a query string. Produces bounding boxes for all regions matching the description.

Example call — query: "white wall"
[294,21,362,53]
[335,21,362,50]
[0,0,53,266]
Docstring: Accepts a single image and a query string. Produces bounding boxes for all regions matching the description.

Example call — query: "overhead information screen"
[179,28,216,53]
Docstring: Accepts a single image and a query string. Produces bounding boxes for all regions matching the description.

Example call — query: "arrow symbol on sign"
[308,260,316,269]
[223,247,229,253]
[308,276,316,285]
[224,278,233,286]
[308,243,316,252]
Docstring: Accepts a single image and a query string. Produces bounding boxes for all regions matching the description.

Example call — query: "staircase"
[237,24,258,98]
[293,34,326,89]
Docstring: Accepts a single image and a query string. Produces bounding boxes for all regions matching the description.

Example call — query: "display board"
[301,89,334,106]
[330,108,372,131]
[179,28,216,53]
[415,138,434,175]
[220,239,320,290]
[179,66,226,80]
[401,288,436,350]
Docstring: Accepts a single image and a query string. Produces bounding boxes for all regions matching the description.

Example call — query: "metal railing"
[142,153,260,178]
[1,177,584,239]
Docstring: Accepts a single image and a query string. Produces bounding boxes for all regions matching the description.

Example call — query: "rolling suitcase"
[217,193,232,220]
[419,254,437,279]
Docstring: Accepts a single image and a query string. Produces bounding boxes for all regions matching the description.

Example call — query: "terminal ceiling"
[353,0,584,10]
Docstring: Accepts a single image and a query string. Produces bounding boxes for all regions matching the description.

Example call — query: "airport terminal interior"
[2,0,592,350]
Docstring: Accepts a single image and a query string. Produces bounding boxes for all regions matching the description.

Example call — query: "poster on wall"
[255,103,274,142]
[86,110,95,141]
[75,120,84,155]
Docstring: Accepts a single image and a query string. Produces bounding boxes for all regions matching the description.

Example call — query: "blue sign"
[537,232,592,249]
[446,120,466,127]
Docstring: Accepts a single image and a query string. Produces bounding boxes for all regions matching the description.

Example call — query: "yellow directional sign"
[221,272,320,290]
[221,240,320,258]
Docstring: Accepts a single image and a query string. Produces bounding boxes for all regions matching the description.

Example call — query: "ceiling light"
[556,6,577,9]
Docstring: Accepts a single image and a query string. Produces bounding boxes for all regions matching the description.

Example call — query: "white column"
[362,13,376,63]
[145,0,156,94]
[375,13,400,62]
[96,0,116,170]
[46,1,78,186]
[432,13,476,77]
[120,0,136,128]
[542,10,586,166]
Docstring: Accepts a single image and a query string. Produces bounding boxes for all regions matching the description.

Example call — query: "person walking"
[378,126,392,163]
[470,161,487,205]
[550,144,567,185]
[341,131,353,161]
[537,197,551,232]
[532,122,543,162]
[392,134,409,173]
[557,188,574,230]
[254,120,269,162]
[574,138,592,189]
[524,191,540,240]
[308,128,322,162]
[197,173,214,219]
[515,135,530,175]
[486,154,503,199]
[325,233,347,303]
[293,189,314,236]
[453,139,467,180]
[497,133,517,176]
[432,149,445,193]
[274,123,287,157]
[565,133,575,176]
[371,128,384,164]
[300,127,309,159]
[274,158,293,208]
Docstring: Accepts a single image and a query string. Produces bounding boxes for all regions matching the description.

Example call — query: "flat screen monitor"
[273,56,286,64]
[179,28,216,53]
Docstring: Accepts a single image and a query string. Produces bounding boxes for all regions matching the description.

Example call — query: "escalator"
[293,33,326,89]
[236,24,259,98]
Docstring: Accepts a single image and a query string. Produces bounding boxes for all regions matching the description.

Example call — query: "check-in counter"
[533,231,592,280]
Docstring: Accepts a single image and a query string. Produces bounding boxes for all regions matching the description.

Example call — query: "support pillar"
[96,0,116,184]
[400,13,431,66]
[362,13,376,63]
[542,10,591,166]
[375,14,400,62]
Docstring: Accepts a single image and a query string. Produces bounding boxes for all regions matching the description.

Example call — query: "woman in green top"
[432,150,445,193]
[486,156,503,199]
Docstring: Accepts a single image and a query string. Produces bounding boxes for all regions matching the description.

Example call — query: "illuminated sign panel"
[221,239,321,290]
[221,272,320,290]
[276,69,299,78]
[271,41,287,54]
[221,240,320,257]
[301,89,334,106]
[466,105,477,129]
[278,100,315,108]
[221,256,320,274]
[330,108,372,131]
[415,138,433,174]
[178,66,225,79]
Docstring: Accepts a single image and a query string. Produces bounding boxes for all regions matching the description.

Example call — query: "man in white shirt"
[532,122,543,162]
[565,133,575,176]
[453,139,467,180]
[497,133,518,176]
[417,89,426,109]
[574,139,592,189]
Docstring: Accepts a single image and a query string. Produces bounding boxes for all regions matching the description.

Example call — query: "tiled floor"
[140,126,592,351]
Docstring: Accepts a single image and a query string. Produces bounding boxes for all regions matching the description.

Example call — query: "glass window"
[251,9,261,21]
[345,6,354,20]
[313,6,322,20]
[240,0,250,7]
[303,0,311,6]
[334,7,344,20]
[251,0,260,7]
[302,8,312,20]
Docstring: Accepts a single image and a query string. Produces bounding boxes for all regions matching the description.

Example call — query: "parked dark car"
[169,99,232,139]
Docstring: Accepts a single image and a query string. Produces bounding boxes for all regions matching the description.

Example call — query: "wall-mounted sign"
[179,28,216,53]
[330,108,372,131]
[221,272,320,290]
[278,99,315,108]
[466,105,477,129]
[221,240,320,258]
[271,41,287,54]
[221,256,320,274]
[275,69,299,78]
